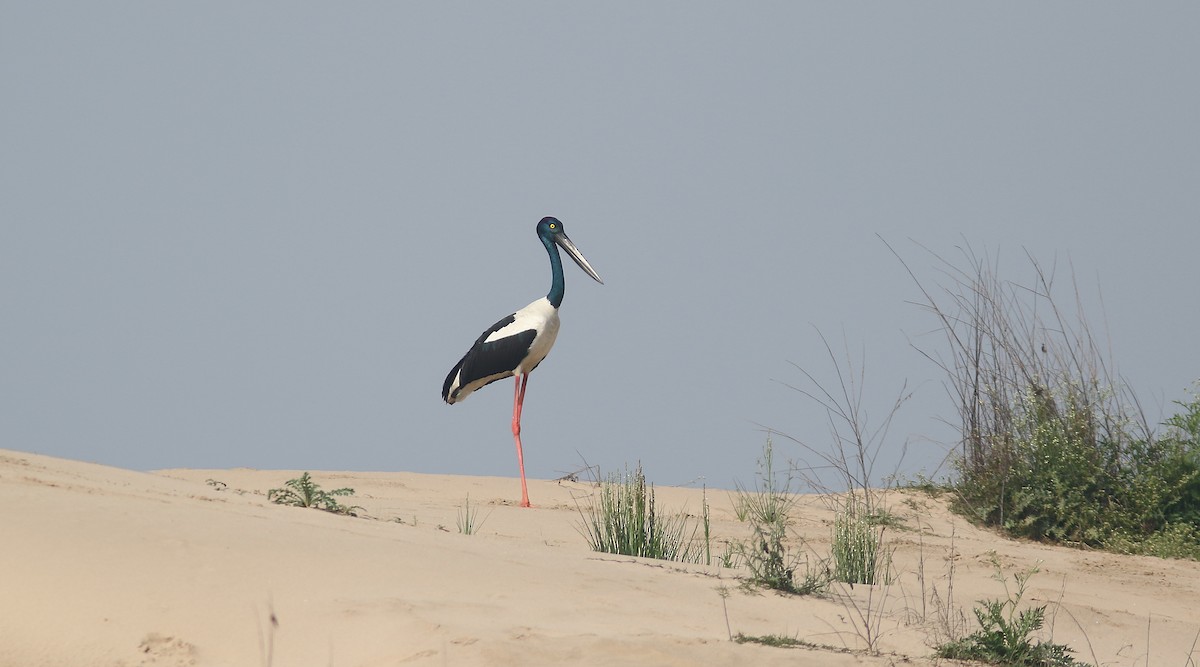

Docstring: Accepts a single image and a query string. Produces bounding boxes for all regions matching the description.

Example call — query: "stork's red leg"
[512,373,531,508]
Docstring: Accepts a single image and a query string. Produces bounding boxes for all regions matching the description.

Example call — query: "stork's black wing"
[442,313,537,403]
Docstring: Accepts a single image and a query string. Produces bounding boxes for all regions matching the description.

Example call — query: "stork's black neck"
[543,233,565,308]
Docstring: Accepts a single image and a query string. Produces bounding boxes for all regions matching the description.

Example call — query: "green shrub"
[938,600,1086,666]
[1104,522,1200,560]
[937,562,1089,667]
[1157,392,1200,527]
[955,389,1119,543]
[951,389,1200,552]
[899,242,1199,556]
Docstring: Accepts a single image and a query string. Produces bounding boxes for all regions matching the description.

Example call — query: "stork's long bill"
[555,232,604,285]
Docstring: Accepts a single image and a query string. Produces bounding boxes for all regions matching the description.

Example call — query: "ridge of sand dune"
[3,448,1198,666]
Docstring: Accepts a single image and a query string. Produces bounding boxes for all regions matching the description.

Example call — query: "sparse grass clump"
[268,472,362,516]
[764,328,910,596]
[456,494,489,535]
[900,472,951,498]
[578,463,699,562]
[936,560,1089,667]
[734,438,829,595]
[733,633,819,649]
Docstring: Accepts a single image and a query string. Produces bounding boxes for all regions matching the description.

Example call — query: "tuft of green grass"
[899,472,950,497]
[864,507,908,530]
[578,463,699,562]
[831,503,881,585]
[717,540,741,568]
[936,560,1089,667]
[268,472,362,516]
[456,494,489,535]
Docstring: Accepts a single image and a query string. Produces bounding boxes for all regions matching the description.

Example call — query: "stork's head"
[537,217,603,285]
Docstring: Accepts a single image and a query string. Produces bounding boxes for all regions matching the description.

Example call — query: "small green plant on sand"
[268,472,362,516]
[733,633,819,649]
[734,438,829,595]
[937,559,1089,667]
[456,494,490,535]
[578,463,698,562]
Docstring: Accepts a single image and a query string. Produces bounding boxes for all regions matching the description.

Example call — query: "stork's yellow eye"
[549,223,556,229]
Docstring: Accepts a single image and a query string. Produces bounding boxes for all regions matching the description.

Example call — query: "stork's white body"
[443,297,560,404]
[506,298,560,375]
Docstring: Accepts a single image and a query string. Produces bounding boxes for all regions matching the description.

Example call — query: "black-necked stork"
[442,217,603,508]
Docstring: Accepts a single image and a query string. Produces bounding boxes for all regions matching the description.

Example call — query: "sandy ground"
[2,448,1198,666]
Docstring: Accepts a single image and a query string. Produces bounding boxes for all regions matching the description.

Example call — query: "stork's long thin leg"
[512,373,531,508]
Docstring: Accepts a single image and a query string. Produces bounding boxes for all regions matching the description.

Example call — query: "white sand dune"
[2,448,1198,666]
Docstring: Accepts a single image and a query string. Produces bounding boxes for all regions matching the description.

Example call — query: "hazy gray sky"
[3,3,1198,491]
